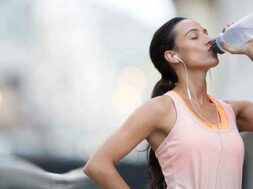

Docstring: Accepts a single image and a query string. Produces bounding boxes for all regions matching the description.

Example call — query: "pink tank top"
[155,90,245,189]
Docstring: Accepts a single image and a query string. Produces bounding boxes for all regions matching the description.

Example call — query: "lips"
[208,45,217,54]
[207,46,218,57]
[208,40,216,52]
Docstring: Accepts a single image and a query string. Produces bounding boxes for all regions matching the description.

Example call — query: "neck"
[173,68,211,106]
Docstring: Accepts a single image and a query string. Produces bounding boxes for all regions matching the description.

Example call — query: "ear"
[164,50,180,64]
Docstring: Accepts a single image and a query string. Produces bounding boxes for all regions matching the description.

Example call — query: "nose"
[204,34,213,46]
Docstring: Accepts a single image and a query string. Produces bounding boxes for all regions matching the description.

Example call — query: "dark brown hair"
[146,17,187,189]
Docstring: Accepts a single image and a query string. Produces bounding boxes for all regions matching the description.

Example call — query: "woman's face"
[173,19,218,69]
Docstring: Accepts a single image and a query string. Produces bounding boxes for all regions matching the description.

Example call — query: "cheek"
[181,50,218,67]
[179,42,201,58]
[181,48,203,62]
[177,40,215,64]
[180,44,212,62]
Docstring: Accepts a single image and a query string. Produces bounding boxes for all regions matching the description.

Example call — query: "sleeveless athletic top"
[155,90,245,189]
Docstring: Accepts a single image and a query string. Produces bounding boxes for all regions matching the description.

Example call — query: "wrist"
[247,49,253,61]
[244,40,253,60]
[243,46,253,60]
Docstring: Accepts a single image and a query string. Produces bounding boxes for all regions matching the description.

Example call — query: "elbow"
[83,162,92,176]
[83,159,102,177]
[83,165,87,175]
[83,150,116,177]
[83,158,114,177]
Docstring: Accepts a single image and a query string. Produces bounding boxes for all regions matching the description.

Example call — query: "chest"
[173,126,245,161]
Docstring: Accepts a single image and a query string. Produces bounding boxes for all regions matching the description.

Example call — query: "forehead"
[173,19,204,36]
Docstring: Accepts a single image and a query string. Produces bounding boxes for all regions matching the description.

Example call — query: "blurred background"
[0,0,253,188]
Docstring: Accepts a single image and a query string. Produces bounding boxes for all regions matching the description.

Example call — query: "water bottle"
[212,12,253,54]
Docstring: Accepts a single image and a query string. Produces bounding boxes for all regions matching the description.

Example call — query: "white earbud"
[173,49,222,188]
[173,55,184,63]
[173,54,192,99]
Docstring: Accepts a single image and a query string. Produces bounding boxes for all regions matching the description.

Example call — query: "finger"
[221,40,243,54]
[245,39,253,45]
[222,22,234,33]
[222,25,229,33]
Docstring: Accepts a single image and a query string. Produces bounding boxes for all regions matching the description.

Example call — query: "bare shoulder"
[140,94,177,139]
[143,95,174,123]
[148,94,173,110]
[84,94,176,169]
[122,94,175,135]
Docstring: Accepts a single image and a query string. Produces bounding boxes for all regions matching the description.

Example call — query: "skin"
[220,38,253,132]
[83,19,253,189]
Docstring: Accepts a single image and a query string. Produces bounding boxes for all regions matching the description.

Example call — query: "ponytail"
[145,17,186,189]
[146,77,176,189]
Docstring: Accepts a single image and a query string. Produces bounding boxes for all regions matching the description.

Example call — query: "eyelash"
[190,31,209,40]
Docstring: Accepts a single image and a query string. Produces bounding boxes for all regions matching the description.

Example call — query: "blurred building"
[0,0,176,162]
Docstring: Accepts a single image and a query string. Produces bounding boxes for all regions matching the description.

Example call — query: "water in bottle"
[212,12,253,54]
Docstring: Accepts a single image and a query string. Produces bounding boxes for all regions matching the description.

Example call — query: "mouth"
[208,40,216,52]
[208,47,214,54]
[208,47,218,58]
[208,45,217,55]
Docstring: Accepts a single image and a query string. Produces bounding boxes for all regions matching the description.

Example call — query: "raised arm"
[83,96,171,189]
[221,39,253,61]
[224,100,253,132]
[220,28,253,131]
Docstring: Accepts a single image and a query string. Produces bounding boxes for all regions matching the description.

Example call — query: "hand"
[220,23,253,60]
[221,39,253,55]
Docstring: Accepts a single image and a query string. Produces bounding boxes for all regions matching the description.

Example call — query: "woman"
[83,17,253,189]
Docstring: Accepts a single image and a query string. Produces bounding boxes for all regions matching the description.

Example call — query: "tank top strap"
[215,99,237,127]
[222,100,236,121]
[163,90,186,116]
[164,91,234,132]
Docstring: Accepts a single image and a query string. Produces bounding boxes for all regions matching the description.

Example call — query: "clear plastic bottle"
[212,12,253,54]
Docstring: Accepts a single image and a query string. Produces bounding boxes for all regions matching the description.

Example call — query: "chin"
[208,59,219,68]
[199,58,219,69]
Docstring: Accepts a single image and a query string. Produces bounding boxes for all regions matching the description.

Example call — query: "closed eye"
[185,28,208,37]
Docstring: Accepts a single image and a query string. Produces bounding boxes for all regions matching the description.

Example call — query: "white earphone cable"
[208,69,224,189]
[177,56,219,127]
[175,55,224,189]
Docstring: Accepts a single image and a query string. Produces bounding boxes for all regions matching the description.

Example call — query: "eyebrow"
[184,28,208,36]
